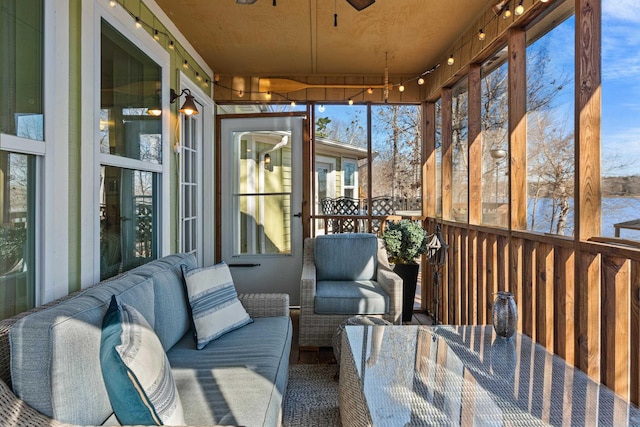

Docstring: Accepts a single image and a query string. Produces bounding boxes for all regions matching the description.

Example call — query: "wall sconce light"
[170,88,199,115]
[264,152,273,171]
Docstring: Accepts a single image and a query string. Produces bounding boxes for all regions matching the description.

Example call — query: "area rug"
[283,365,341,427]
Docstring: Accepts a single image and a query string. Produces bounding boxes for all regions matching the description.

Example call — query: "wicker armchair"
[299,233,402,348]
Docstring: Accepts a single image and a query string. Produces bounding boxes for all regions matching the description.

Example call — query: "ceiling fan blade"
[346,0,375,11]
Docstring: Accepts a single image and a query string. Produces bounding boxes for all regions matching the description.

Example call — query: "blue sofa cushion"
[100,295,185,426]
[167,317,292,426]
[314,233,378,281]
[10,276,155,425]
[314,280,389,315]
[181,262,253,350]
[129,253,196,350]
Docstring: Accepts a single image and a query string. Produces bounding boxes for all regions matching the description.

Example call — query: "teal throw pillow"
[100,295,185,425]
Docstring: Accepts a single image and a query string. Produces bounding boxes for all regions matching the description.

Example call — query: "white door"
[220,116,304,305]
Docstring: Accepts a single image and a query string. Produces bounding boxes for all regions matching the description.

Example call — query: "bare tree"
[527,110,574,234]
[372,105,422,202]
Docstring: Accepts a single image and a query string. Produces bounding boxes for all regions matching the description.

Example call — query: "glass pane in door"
[232,132,292,256]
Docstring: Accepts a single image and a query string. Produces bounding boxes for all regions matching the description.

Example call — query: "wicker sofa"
[299,233,403,348]
[0,253,292,426]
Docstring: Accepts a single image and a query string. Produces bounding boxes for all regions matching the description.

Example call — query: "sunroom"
[1,0,640,425]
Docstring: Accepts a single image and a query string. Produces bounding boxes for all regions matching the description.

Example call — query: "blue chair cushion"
[314,233,378,281]
[314,280,389,315]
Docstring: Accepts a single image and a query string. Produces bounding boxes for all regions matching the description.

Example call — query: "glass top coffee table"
[338,325,640,426]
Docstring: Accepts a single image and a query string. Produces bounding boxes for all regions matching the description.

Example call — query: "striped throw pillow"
[181,262,253,350]
[100,295,185,425]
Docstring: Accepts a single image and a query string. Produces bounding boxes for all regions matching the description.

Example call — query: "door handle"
[293,212,302,218]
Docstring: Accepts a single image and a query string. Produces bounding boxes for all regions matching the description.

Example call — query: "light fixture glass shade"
[147,108,162,116]
[180,94,199,115]
[264,153,271,164]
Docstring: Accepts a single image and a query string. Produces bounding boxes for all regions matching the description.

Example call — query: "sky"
[305,2,640,177]
[601,0,640,176]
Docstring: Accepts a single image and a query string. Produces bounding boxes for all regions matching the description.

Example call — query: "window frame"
[177,71,214,267]
[0,0,70,306]
[80,2,170,286]
[341,157,358,199]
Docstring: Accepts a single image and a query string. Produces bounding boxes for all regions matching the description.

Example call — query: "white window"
[81,3,170,285]
[0,0,69,316]
[342,158,358,199]
[177,73,213,266]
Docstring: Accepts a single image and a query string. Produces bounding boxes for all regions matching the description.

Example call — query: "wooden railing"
[313,214,425,235]
[422,218,640,406]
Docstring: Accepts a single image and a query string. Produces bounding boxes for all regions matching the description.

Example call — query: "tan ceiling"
[155,0,495,78]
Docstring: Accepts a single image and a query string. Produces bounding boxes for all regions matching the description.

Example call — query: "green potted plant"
[381,219,429,322]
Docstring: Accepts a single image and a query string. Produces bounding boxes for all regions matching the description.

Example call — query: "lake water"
[529,197,640,241]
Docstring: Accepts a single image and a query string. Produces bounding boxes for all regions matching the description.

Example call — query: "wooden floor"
[289,309,434,365]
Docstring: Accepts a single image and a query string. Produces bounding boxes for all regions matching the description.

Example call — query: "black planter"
[393,263,420,322]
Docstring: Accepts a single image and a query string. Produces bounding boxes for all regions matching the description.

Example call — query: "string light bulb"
[318,104,325,112]
[135,17,142,29]
[153,30,160,41]
[183,60,189,70]
[479,29,486,41]
[503,5,511,19]
[348,99,354,105]
[266,92,272,100]
[237,90,244,98]
[367,87,373,94]
[418,77,425,85]
[204,80,209,88]
[398,83,405,92]
[109,0,117,7]
[515,1,524,15]
[196,73,202,82]
[168,40,174,50]
[447,54,455,66]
